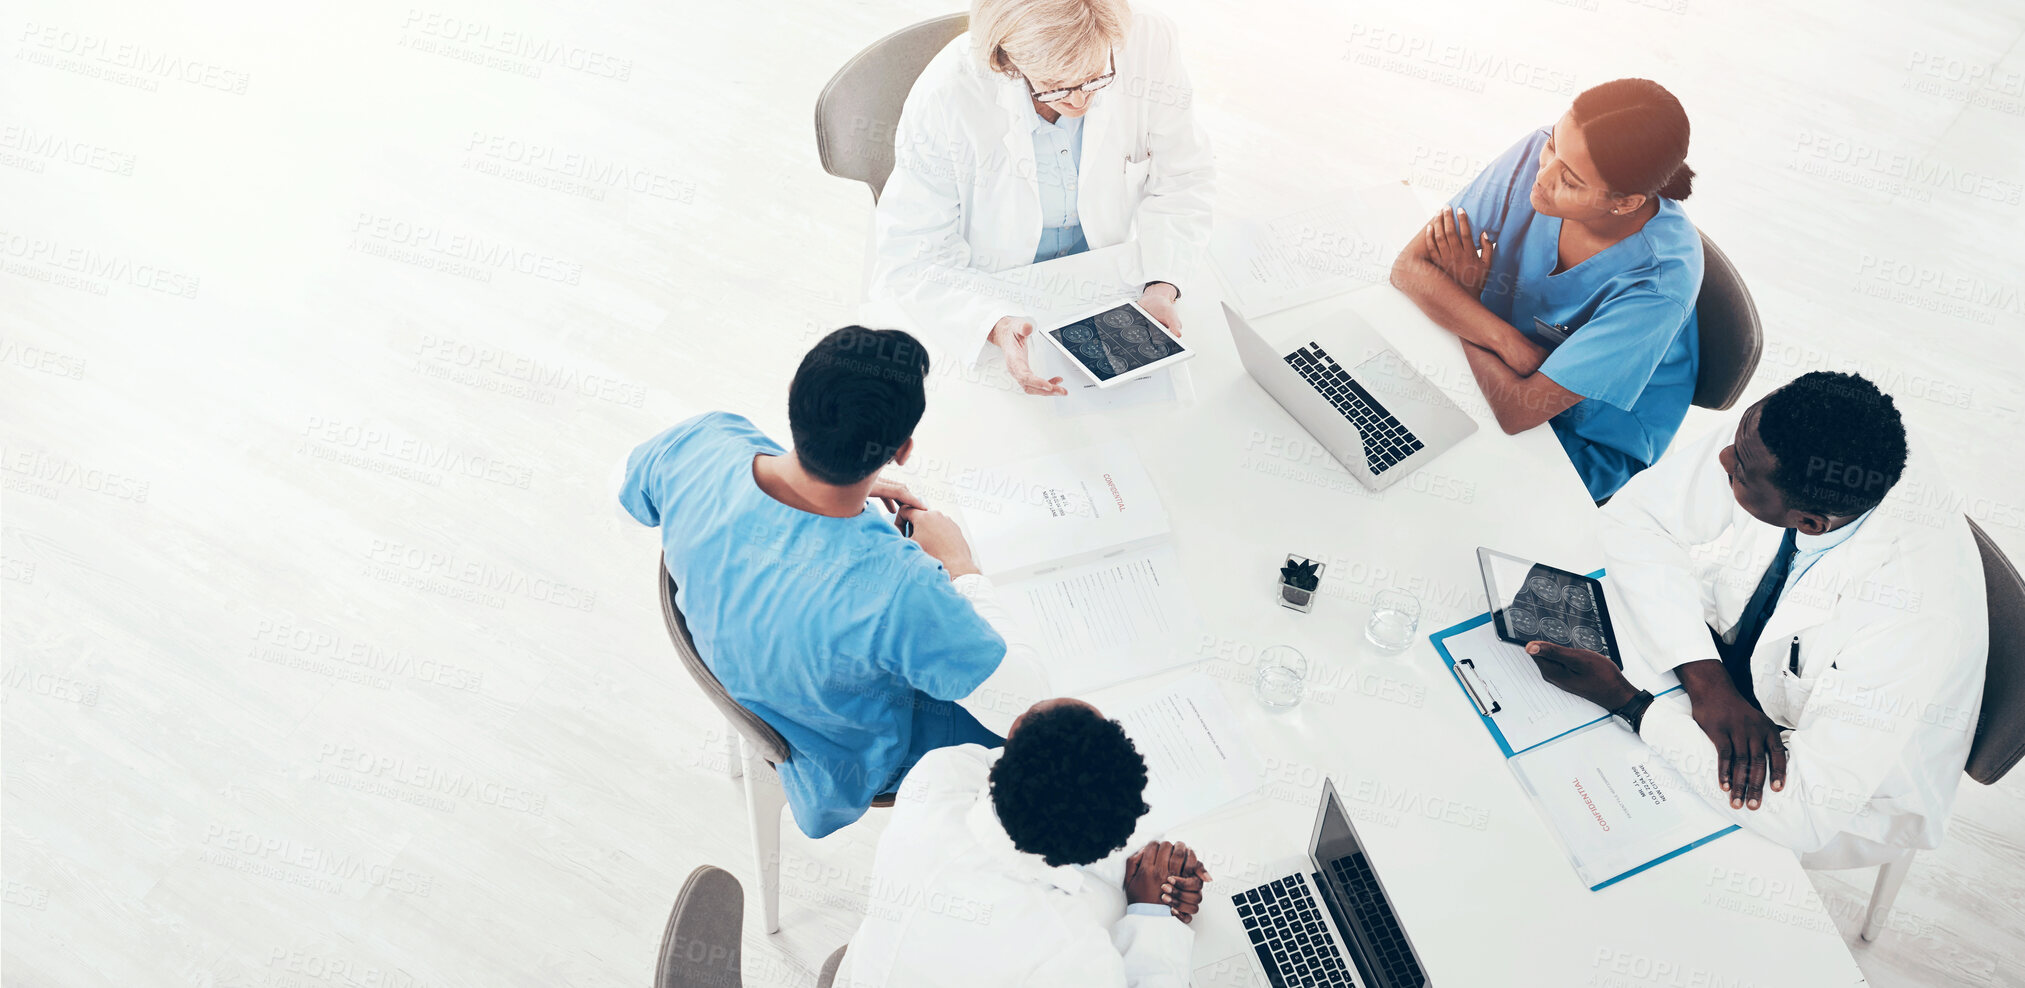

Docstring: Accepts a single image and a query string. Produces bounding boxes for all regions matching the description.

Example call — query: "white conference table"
[895,260,1868,987]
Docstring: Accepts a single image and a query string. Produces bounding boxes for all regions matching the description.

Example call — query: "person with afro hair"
[839,697,1211,986]
[1521,371,1990,871]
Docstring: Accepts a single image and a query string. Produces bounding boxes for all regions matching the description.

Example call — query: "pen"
[1787,636,1800,675]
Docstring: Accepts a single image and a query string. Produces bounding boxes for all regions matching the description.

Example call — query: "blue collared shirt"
[1031,104,1089,262]
[1785,508,1875,597]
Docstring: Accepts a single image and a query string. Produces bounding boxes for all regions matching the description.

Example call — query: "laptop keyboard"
[1285,343,1424,475]
[1234,876,1358,987]
[1329,853,1426,988]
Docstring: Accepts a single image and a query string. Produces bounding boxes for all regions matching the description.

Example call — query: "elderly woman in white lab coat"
[871,0,1215,396]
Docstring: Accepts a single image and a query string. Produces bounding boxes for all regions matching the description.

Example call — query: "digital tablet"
[1040,300,1194,388]
[1476,547,1623,667]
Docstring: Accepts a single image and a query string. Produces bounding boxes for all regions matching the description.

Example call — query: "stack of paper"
[961,442,1199,695]
[963,440,1170,580]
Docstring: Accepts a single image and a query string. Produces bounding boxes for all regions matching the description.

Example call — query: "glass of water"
[1254,645,1308,709]
[1364,588,1422,653]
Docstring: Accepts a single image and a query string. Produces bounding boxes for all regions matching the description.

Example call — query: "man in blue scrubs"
[1392,79,1703,501]
[620,327,1047,838]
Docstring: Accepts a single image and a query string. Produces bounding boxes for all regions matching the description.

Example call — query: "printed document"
[1115,673,1264,834]
[1509,721,1736,888]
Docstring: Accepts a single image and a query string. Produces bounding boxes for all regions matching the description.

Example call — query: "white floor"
[4,0,2023,985]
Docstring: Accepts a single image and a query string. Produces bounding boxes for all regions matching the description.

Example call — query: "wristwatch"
[1144,280,1181,301]
[1611,689,1655,732]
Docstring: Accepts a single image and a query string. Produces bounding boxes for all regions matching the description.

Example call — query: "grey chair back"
[815,13,969,202]
[817,945,848,988]
[1967,518,2025,784]
[660,559,791,765]
[1691,232,1762,411]
[656,865,745,988]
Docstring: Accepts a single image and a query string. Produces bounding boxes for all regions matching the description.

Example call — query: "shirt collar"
[963,792,1086,894]
[1028,101,1083,135]
[1795,507,1875,554]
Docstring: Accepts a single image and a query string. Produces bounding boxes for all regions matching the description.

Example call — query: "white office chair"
[813,14,970,308]
[814,13,968,203]
[659,559,794,932]
[1846,518,2022,941]
[658,559,897,933]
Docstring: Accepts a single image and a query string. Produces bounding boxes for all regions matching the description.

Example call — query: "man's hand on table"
[1675,660,1788,811]
[988,317,1068,397]
[1126,840,1212,924]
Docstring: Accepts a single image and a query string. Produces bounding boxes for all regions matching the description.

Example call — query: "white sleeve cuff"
[1111,909,1195,987]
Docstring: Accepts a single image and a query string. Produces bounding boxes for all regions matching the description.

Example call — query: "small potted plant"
[1278,555,1325,612]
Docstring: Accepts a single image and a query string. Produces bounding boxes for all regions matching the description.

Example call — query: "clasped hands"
[1124,839,1212,924]
[1526,642,1788,812]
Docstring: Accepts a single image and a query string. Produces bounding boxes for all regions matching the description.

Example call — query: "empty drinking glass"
[1364,588,1421,653]
[1254,645,1308,709]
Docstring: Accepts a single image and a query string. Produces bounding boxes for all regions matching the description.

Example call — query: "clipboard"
[1427,568,1738,890]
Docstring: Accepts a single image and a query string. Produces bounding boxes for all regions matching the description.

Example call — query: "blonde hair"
[970,0,1130,87]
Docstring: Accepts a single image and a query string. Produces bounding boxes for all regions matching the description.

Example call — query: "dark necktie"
[1722,527,1799,705]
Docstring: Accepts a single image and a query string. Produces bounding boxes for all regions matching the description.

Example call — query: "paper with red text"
[961,442,1197,692]
[962,441,1171,581]
[1508,720,1737,889]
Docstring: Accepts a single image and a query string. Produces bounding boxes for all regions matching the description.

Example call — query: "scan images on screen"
[1047,304,1183,381]
[1478,549,1622,665]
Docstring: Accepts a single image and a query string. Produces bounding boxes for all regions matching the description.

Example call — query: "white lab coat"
[840,744,1193,988]
[870,8,1215,362]
[1600,425,1988,868]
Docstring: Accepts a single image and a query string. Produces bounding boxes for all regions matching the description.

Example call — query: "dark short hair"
[1572,78,1694,201]
[787,327,930,485]
[989,705,1148,867]
[1758,371,1908,516]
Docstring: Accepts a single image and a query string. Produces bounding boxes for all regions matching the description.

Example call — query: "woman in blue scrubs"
[1391,78,1702,501]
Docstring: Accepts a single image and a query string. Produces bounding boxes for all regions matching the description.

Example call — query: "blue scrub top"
[620,412,1006,838]
[1448,128,1703,500]
[1031,104,1089,262]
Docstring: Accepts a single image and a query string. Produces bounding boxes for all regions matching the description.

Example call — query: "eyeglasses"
[1025,53,1115,103]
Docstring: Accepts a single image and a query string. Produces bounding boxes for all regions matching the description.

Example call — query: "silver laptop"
[1224,302,1475,491]
[1209,779,1432,988]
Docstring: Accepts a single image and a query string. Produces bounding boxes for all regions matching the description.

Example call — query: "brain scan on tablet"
[1041,300,1195,388]
[1476,547,1624,667]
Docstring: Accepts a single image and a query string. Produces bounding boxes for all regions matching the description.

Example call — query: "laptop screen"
[1307,779,1429,988]
[1308,778,1360,874]
[1308,780,1365,966]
